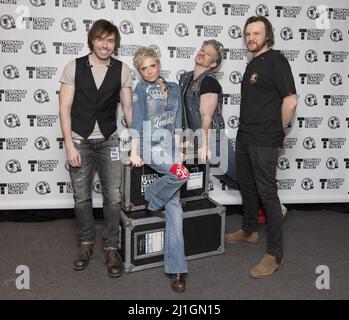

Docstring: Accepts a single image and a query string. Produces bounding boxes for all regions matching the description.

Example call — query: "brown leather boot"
[105,250,123,278]
[170,273,186,293]
[250,254,284,279]
[225,229,259,244]
[73,244,93,271]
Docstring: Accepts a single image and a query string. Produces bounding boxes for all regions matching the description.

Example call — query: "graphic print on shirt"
[152,111,176,129]
[145,85,164,100]
[250,73,258,84]
[143,84,177,130]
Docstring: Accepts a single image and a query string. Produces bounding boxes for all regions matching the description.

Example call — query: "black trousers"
[236,141,283,258]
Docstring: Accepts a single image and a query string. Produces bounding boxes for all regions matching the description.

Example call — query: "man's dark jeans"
[236,141,283,258]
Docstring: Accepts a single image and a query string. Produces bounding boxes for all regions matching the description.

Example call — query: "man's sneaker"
[225,229,259,244]
[250,254,284,279]
[73,244,93,271]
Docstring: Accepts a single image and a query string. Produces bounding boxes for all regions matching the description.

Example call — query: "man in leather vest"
[59,20,132,278]
[179,40,239,189]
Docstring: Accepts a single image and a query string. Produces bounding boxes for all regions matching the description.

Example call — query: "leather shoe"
[105,250,123,278]
[73,244,93,271]
[170,273,186,293]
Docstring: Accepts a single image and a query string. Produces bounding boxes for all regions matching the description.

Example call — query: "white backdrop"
[0,0,348,209]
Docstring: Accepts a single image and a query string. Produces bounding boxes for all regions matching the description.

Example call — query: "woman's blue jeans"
[144,156,189,274]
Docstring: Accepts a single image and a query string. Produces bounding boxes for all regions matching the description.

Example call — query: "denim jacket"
[131,79,182,155]
[179,70,225,133]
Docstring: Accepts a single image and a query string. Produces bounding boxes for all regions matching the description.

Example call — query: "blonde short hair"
[202,39,223,69]
[133,46,160,70]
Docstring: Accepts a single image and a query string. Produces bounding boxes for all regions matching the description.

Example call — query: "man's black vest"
[71,55,122,139]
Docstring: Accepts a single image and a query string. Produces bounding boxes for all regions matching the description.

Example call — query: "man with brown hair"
[225,16,297,278]
[59,19,132,278]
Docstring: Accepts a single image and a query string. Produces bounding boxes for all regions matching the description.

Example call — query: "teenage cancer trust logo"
[202,2,216,15]
[6,160,22,173]
[0,15,16,29]
[34,136,50,150]
[303,137,316,150]
[229,71,242,84]
[301,178,314,191]
[175,23,189,37]
[255,4,269,17]
[35,181,51,195]
[3,65,19,79]
[4,114,21,128]
[61,17,77,32]
[33,89,49,103]
[147,0,162,13]
[30,40,47,55]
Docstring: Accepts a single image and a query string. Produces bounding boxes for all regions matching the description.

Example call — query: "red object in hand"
[258,207,267,224]
[170,163,189,181]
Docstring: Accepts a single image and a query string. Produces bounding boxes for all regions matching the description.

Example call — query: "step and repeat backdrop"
[0,0,348,208]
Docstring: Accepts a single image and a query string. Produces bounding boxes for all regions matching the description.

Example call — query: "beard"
[247,38,269,53]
